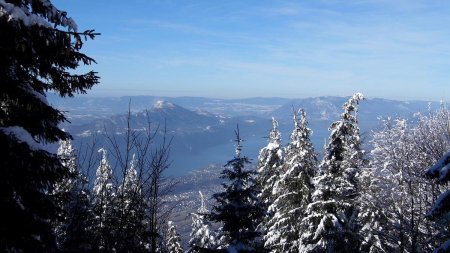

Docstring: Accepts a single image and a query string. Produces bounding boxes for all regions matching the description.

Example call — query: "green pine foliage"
[0,1,98,252]
[210,127,265,253]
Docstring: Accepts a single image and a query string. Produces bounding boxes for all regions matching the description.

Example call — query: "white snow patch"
[314,214,341,240]
[266,142,280,151]
[154,100,175,109]
[0,0,51,28]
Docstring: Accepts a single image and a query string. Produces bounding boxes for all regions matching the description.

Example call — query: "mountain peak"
[154,100,175,109]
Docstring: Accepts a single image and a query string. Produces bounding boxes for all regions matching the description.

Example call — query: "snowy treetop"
[198,191,207,214]
[98,147,108,162]
[234,127,244,158]
[342,92,365,121]
[268,117,281,146]
[293,108,308,128]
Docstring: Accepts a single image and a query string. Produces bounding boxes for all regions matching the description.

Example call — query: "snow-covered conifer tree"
[265,109,317,253]
[91,148,116,252]
[357,162,391,253]
[257,117,284,206]
[54,139,93,252]
[166,221,183,253]
[0,1,98,251]
[299,93,365,253]
[210,127,265,252]
[115,154,148,252]
[189,191,215,252]
[118,154,140,200]
[93,148,115,210]
[58,139,78,174]
[54,139,79,219]
[256,117,284,243]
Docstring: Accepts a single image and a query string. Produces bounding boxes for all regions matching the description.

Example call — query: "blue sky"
[54,0,450,100]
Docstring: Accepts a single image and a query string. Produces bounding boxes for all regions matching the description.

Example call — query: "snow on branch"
[0,0,78,31]
[0,0,51,28]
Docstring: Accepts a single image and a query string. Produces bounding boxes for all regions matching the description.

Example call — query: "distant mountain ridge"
[51,95,444,175]
[47,94,289,121]
[61,99,267,175]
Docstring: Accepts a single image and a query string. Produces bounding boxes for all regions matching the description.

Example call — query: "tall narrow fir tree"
[91,148,116,252]
[265,109,317,253]
[299,93,365,253]
[256,117,284,244]
[210,126,265,252]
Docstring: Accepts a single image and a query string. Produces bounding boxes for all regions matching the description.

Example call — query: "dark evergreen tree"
[210,126,265,253]
[0,1,98,252]
[59,186,92,253]
[299,93,365,253]
[265,109,317,253]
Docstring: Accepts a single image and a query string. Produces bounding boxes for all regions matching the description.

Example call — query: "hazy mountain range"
[48,94,442,175]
